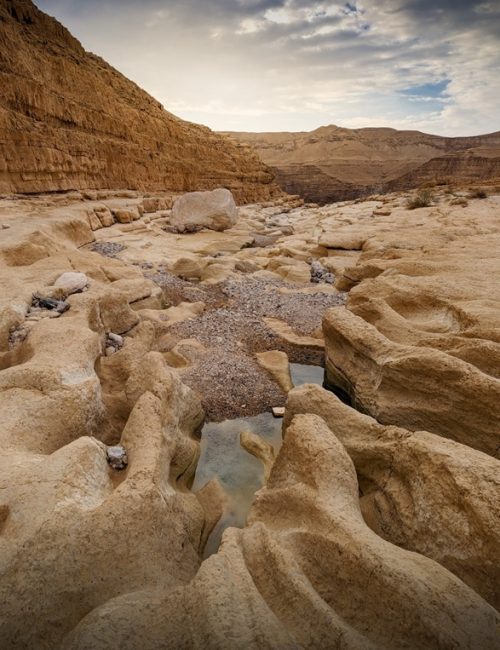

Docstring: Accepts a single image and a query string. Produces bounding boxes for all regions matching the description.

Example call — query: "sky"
[34,0,500,136]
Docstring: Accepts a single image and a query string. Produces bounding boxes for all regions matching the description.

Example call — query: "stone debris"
[310,260,335,284]
[8,324,29,349]
[31,295,70,314]
[272,406,285,417]
[89,241,126,258]
[106,446,128,470]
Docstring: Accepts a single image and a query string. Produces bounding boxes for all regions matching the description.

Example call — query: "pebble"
[272,407,285,418]
[54,272,89,295]
[106,445,128,470]
[32,296,70,313]
[310,260,335,284]
[107,332,124,346]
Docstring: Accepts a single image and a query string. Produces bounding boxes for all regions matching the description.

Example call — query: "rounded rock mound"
[171,188,238,233]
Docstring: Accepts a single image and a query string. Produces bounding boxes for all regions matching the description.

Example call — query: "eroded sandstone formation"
[0,0,281,203]
[1,186,499,648]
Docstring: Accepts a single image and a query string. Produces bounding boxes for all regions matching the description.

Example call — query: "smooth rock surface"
[171,189,238,233]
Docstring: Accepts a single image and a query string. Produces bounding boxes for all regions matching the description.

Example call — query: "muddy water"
[194,363,324,557]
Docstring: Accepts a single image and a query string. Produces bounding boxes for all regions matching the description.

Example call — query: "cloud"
[34,0,500,135]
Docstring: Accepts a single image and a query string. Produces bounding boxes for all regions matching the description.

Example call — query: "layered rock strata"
[0,0,281,203]
[225,126,500,203]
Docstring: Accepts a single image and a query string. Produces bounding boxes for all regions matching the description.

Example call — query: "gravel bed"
[89,241,126,258]
[153,273,345,420]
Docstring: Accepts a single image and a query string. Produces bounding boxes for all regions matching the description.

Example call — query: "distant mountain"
[0,0,281,202]
[223,126,500,203]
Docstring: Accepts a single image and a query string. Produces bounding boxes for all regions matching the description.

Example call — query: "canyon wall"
[225,126,500,203]
[0,0,281,203]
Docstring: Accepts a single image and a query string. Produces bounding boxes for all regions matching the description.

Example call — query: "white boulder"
[170,188,238,233]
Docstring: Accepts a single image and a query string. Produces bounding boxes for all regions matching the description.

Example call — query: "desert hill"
[0,0,281,202]
[223,125,500,203]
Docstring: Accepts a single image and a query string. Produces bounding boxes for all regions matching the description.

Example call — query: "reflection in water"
[193,412,282,557]
[290,362,325,387]
[194,364,324,557]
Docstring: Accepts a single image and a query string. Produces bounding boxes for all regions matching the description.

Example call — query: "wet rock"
[256,350,293,392]
[106,445,128,470]
[240,430,276,481]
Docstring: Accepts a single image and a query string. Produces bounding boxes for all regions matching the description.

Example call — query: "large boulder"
[170,188,238,233]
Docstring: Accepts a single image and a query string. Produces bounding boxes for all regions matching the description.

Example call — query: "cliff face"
[224,126,500,203]
[0,0,281,203]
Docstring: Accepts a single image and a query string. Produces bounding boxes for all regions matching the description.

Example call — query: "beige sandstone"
[0,1,282,203]
[255,350,293,392]
[0,171,499,649]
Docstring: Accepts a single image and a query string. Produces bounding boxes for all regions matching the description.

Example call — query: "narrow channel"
[193,362,325,557]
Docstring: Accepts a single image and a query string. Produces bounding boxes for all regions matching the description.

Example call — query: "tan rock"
[285,383,500,610]
[87,210,102,231]
[240,430,276,481]
[323,305,500,457]
[63,414,500,649]
[171,189,238,233]
[255,350,293,392]
[264,317,325,350]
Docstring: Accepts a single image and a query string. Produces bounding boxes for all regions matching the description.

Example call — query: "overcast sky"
[35,0,500,136]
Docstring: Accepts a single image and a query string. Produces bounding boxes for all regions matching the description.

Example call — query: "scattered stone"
[251,234,280,248]
[272,406,285,418]
[107,332,124,347]
[32,295,70,314]
[106,445,128,470]
[54,272,89,295]
[310,260,335,284]
[113,208,140,224]
[1,224,10,229]
[8,325,28,349]
[89,241,126,258]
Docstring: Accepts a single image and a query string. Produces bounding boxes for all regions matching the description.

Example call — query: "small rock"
[106,445,128,470]
[272,406,285,418]
[105,346,116,356]
[1,224,10,229]
[107,332,124,346]
[310,260,335,284]
[54,272,89,295]
[32,296,70,313]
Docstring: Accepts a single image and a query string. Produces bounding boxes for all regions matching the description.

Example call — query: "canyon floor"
[0,187,499,649]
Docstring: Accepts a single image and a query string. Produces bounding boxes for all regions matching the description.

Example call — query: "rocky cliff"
[0,0,281,202]
[224,126,500,203]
